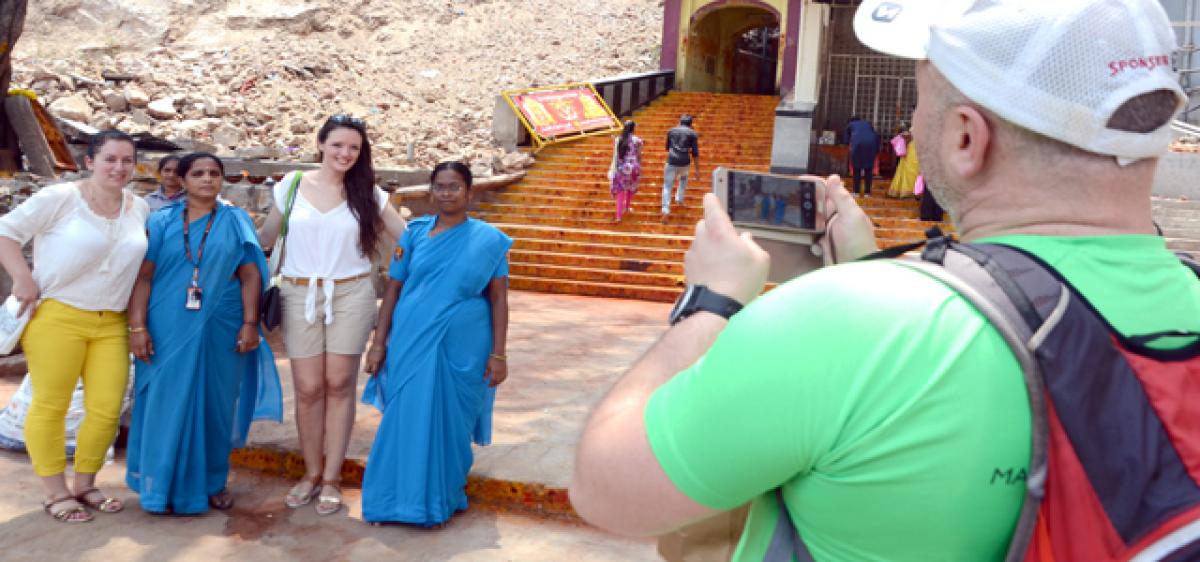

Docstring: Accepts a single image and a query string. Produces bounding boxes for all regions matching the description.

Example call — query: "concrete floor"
[0,450,658,562]
[0,290,672,560]
[246,290,672,489]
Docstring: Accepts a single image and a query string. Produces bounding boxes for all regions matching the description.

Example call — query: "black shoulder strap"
[855,226,951,261]
[1178,252,1200,278]
[764,489,814,562]
[765,238,1060,562]
[892,243,1067,562]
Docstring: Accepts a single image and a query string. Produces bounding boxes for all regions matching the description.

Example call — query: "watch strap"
[671,285,743,325]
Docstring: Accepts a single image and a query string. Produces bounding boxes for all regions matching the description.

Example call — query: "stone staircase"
[480,91,953,302]
[1154,196,1200,254]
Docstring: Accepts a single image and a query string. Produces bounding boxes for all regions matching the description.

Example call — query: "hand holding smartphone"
[712,168,828,234]
[710,168,880,281]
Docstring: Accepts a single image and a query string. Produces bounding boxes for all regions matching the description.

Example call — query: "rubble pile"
[12,0,662,173]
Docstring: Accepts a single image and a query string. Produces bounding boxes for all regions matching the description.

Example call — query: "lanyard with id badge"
[183,203,218,311]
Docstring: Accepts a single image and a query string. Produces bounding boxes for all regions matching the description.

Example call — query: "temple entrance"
[684,5,780,94]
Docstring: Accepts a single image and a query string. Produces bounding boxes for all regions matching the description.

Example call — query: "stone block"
[124,87,150,108]
[147,97,178,119]
[212,124,244,148]
[101,89,127,112]
[48,94,94,122]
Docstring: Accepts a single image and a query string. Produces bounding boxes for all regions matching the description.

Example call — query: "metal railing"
[593,70,677,117]
[1172,119,1200,136]
[1173,0,1199,122]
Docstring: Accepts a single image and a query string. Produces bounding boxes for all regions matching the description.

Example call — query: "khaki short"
[280,275,378,358]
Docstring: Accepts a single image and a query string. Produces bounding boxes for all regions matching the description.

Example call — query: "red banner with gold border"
[511,88,617,138]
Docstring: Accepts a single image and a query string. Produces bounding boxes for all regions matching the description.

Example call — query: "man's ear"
[946,105,992,180]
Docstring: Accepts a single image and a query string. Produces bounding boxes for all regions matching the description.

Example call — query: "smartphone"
[712,168,827,234]
[712,167,831,282]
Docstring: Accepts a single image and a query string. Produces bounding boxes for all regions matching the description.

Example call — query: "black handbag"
[260,281,284,331]
[260,174,301,331]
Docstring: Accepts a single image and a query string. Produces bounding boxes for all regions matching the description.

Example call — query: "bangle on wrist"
[490,353,507,361]
[129,326,146,333]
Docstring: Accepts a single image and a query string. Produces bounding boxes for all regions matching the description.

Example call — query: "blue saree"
[361,216,512,525]
[126,202,282,514]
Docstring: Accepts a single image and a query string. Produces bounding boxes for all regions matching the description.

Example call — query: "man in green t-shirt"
[569,1,1199,560]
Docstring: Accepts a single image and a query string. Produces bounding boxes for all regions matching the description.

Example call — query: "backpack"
[766,231,1200,562]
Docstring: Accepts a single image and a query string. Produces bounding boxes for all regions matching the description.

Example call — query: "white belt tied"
[303,276,337,325]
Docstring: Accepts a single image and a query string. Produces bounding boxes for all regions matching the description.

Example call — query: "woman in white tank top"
[257,115,406,515]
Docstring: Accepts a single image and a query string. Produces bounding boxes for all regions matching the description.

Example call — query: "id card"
[186,287,203,311]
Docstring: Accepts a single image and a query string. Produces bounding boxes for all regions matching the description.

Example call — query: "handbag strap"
[272,173,302,277]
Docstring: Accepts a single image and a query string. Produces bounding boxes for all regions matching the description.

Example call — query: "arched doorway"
[684,4,781,94]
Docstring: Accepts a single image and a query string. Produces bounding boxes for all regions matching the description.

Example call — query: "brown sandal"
[44,496,93,523]
[209,488,235,511]
[75,488,124,514]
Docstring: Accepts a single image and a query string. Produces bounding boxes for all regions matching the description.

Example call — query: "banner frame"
[502,82,621,152]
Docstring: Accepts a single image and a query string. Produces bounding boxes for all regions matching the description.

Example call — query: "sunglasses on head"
[328,114,366,128]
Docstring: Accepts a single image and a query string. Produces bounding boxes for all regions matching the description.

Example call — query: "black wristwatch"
[669,285,744,326]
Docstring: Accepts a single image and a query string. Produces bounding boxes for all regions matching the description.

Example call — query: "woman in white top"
[258,115,406,516]
[0,130,150,522]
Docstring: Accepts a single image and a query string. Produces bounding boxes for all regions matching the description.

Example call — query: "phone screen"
[725,170,819,231]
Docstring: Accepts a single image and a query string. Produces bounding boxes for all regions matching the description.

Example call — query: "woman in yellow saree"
[888,132,920,198]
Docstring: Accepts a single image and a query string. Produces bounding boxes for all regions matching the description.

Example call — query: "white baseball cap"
[854,0,1186,162]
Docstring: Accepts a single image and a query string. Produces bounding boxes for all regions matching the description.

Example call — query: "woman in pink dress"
[608,121,643,223]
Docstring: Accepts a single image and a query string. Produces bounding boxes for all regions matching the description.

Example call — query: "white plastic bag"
[0,374,32,450]
[0,295,31,355]
[0,366,135,457]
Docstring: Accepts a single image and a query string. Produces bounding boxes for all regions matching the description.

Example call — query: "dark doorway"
[732,26,779,95]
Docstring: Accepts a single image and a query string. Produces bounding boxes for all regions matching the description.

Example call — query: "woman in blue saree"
[362,161,511,526]
[125,152,282,514]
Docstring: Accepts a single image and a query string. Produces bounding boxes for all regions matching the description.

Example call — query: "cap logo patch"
[1108,54,1173,77]
[872,2,903,22]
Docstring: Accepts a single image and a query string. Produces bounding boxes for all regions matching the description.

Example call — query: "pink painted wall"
[662,0,682,71]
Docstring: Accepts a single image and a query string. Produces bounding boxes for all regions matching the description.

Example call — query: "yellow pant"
[20,299,129,476]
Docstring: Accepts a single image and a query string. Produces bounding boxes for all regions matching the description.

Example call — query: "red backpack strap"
[909,243,1200,560]
[766,243,1199,561]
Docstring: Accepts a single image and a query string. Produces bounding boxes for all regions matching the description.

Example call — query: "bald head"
[912,61,1160,239]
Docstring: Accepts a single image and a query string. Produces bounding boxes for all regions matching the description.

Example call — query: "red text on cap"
[1109,55,1172,77]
